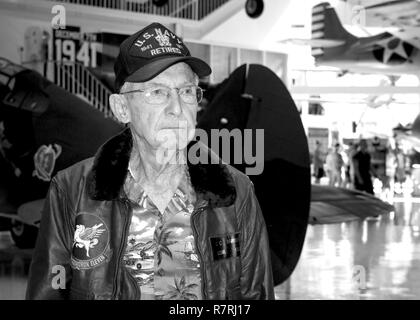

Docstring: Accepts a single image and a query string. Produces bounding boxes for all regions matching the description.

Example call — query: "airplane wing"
[364,0,420,29]
[310,185,394,224]
[278,38,345,47]
[362,0,420,47]
[294,96,414,106]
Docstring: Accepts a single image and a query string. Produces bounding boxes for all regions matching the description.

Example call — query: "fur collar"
[86,128,236,208]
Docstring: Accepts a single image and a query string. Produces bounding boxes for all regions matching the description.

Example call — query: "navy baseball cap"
[114,22,212,92]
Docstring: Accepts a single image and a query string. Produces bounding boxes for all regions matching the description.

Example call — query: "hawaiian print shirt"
[123,168,202,300]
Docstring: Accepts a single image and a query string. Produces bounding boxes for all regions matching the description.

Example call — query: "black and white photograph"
[0,0,419,302]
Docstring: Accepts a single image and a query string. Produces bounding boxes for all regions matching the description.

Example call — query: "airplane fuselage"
[316,47,420,75]
[315,33,420,75]
[311,3,420,76]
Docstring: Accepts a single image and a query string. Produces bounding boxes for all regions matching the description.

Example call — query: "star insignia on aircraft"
[376,36,409,64]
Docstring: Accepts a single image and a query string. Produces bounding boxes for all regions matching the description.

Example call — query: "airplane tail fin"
[311,2,357,58]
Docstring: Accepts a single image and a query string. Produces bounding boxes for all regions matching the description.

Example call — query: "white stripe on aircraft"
[312,5,328,14]
[312,22,325,30]
[311,48,324,56]
[312,31,325,39]
[312,14,325,23]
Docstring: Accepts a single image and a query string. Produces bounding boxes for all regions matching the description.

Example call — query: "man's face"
[120,62,198,151]
[359,140,367,151]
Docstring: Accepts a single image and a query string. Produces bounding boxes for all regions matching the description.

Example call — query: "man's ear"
[109,94,130,124]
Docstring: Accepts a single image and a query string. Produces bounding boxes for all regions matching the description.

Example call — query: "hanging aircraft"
[288,2,420,75]
[393,112,420,150]
[294,93,411,108]
[0,58,393,287]
[0,57,123,247]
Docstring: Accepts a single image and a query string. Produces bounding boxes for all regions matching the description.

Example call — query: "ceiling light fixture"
[245,0,264,18]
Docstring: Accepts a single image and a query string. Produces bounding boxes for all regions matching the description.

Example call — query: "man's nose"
[166,92,182,116]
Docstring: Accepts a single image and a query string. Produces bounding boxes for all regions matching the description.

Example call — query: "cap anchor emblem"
[155,28,171,47]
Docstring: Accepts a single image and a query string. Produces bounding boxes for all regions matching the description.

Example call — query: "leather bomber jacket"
[26,128,275,300]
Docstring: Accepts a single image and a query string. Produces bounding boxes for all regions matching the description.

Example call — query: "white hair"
[119,82,135,93]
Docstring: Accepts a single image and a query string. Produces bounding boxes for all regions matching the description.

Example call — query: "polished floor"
[0,232,31,300]
[1,197,420,299]
[275,199,420,299]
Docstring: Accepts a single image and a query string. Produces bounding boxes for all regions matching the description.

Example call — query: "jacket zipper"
[190,203,208,300]
[112,198,140,299]
[125,266,141,299]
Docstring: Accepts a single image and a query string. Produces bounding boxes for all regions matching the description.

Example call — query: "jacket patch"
[210,233,240,261]
[71,213,110,270]
[33,143,62,181]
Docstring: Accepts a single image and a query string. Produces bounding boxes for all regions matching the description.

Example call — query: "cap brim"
[125,56,211,83]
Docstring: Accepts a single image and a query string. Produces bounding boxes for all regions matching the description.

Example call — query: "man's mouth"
[161,126,187,130]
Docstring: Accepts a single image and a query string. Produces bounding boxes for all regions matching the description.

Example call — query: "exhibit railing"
[45,60,113,117]
[46,0,231,20]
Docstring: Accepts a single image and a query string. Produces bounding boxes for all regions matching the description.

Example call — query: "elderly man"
[26,23,274,300]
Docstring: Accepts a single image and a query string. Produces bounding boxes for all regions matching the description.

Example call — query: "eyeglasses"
[119,85,204,105]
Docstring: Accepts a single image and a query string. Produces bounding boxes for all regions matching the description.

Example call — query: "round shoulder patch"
[71,213,110,270]
[33,144,62,182]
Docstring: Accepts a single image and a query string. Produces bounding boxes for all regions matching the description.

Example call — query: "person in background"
[343,142,357,189]
[395,143,406,186]
[352,139,374,194]
[313,140,325,184]
[371,136,387,190]
[325,143,344,187]
[384,145,397,200]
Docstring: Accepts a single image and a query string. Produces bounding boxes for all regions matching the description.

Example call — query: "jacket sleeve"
[238,181,275,300]
[26,177,73,299]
